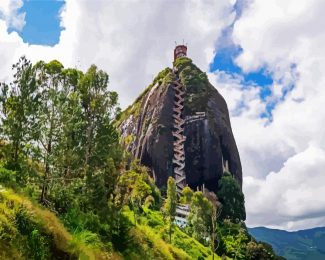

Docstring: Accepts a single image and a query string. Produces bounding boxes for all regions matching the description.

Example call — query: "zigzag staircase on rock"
[172,69,186,194]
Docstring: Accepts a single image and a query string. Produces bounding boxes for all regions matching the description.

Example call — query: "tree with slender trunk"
[205,190,222,260]
[163,177,177,243]
[0,56,38,176]
[34,60,64,204]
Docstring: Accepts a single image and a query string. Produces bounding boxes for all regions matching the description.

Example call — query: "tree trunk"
[84,109,93,173]
[13,140,19,164]
[41,104,54,204]
[41,138,51,203]
[169,220,172,243]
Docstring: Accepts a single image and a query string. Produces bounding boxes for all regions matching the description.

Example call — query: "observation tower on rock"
[174,45,187,61]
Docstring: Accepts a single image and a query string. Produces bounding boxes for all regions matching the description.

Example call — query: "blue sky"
[208,4,276,120]
[210,46,277,120]
[8,0,64,46]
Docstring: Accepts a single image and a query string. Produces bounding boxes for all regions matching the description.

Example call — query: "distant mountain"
[248,226,325,260]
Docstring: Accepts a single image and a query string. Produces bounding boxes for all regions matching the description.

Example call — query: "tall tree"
[205,190,222,260]
[77,65,119,172]
[217,174,246,222]
[0,56,38,175]
[55,68,84,179]
[33,60,66,204]
[163,177,177,243]
[186,191,213,244]
[76,65,122,210]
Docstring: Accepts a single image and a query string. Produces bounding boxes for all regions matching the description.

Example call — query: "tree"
[77,65,120,173]
[163,177,177,243]
[55,67,84,179]
[131,177,152,225]
[246,241,278,260]
[217,175,246,222]
[33,60,65,204]
[0,57,38,174]
[180,186,193,204]
[218,221,249,260]
[205,190,222,260]
[115,162,155,225]
[186,191,212,244]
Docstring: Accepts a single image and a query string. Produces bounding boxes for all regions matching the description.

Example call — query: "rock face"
[117,57,242,193]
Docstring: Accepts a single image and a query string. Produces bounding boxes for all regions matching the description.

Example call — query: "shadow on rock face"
[117,58,242,193]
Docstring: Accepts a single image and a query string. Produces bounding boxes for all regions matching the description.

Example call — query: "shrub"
[217,175,246,222]
[0,166,16,187]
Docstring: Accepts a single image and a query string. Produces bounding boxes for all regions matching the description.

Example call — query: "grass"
[0,185,119,260]
[122,206,221,260]
[0,183,219,260]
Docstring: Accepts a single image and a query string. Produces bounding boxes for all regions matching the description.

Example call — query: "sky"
[1,0,325,231]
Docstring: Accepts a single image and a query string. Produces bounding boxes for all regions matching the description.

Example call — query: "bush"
[29,229,50,260]
[0,166,16,187]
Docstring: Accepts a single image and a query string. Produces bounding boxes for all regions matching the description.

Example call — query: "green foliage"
[215,220,281,260]
[186,191,213,244]
[163,177,177,242]
[180,186,193,204]
[123,207,220,260]
[173,57,211,114]
[246,241,279,260]
[29,229,50,260]
[219,221,249,259]
[0,187,112,259]
[173,57,193,70]
[115,162,158,226]
[1,57,123,206]
[163,177,177,220]
[0,57,280,260]
[144,195,155,208]
[0,166,16,187]
[217,175,246,222]
[0,56,38,176]
[0,57,125,258]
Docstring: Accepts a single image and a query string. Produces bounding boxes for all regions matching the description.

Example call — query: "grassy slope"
[0,185,120,260]
[0,183,221,259]
[249,226,325,260]
[122,207,221,260]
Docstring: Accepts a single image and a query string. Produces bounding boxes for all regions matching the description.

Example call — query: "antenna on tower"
[182,39,184,45]
[175,41,177,46]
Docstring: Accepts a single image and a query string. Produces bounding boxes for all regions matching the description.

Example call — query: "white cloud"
[0,0,236,108]
[226,0,325,230]
[244,145,325,230]
[0,0,25,31]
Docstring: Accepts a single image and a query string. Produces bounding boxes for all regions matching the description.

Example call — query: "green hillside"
[0,57,281,259]
[0,185,117,259]
[249,227,325,260]
[0,183,222,259]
